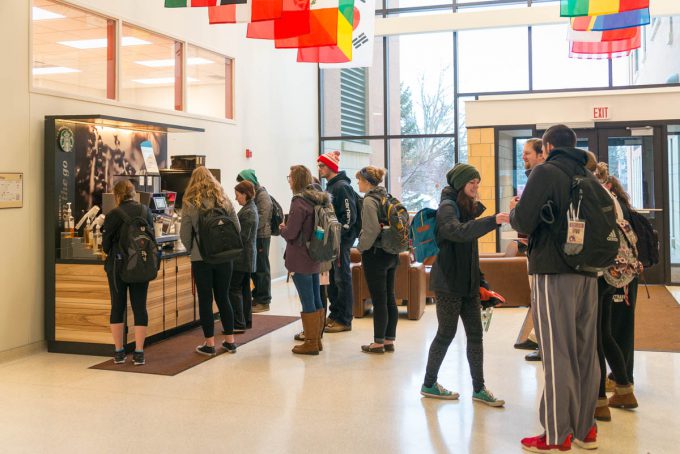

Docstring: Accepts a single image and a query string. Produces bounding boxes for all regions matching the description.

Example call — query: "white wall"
[0,0,318,354]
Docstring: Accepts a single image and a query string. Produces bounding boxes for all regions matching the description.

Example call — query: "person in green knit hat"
[237,169,273,313]
[420,162,509,407]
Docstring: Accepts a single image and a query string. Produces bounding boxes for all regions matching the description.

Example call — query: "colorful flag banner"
[570,27,641,55]
[560,0,649,18]
[316,0,376,68]
[568,25,638,42]
[165,0,188,7]
[209,1,283,24]
[166,0,247,8]
[246,0,311,40]
[570,8,649,31]
[276,1,354,49]
[570,50,632,59]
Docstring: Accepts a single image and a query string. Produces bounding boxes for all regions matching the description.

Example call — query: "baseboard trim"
[0,341,47,365]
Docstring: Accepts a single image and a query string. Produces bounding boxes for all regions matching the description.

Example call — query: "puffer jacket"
[254,186,273,238]
[281,186,332,274]
[180,196,240,262]
[357,185,388,252]
[429,186,498,297]
[234,200,259,273]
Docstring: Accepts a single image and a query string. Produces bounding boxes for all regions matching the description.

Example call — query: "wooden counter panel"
[126,276,164,342]
[165,261,178,330]
[177,256,195,326]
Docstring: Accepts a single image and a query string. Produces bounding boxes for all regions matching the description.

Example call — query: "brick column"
[467,128,497,254]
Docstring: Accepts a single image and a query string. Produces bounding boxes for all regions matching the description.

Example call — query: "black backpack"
[628,210,660,268]
[117,206,159,283]
[270,194,284,236]
[544,160,619,273]
[196,206,243,264]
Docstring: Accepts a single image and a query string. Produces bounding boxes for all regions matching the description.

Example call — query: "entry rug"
[90,314,299,376]
[635,285,680,353]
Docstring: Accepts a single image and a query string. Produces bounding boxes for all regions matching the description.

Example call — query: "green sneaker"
[472,387,505,407]
[420,383,460,400]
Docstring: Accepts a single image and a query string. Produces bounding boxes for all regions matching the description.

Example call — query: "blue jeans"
[292,273,323,313]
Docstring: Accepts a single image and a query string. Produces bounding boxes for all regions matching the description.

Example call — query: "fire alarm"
[245,148,253,158]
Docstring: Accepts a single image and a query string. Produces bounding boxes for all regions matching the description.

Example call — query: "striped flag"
[315,0,376,67]
[568,25,638,42]
[276,1,354,49]
[570,28,641,55]
[570,8,649,31]
[560,0,649,18]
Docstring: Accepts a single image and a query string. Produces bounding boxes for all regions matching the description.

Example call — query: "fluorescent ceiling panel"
[32,7,65,21]
[135,57,214,68]
[33,66,81,75]
[132,77,199,85]
[58,37,151,49]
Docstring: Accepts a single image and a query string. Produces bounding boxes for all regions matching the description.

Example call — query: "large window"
[186,45,233,119]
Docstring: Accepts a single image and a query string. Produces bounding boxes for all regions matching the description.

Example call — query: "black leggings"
[597,277,631,398]
[424,294,485,392]
[107,272,148,326]
[229,270,252,329]
[193,260,234,338]
[610,278,638,384]
[362,248,399,343]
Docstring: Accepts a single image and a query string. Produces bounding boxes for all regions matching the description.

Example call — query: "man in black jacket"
[510,125,600,452]
[317,150,359,333]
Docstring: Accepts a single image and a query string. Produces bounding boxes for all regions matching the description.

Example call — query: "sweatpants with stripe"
[531,273,599,445]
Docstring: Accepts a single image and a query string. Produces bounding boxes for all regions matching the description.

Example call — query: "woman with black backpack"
[420,163,508,407]
[355,166,399,354]
[102,179,155,366]
[180,166,240,356]
[280,165,329,355]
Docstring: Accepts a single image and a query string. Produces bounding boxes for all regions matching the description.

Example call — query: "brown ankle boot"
[594,398,611,421]
[292,312,319,356]
[609,384,638,409]
[317,309,324,352]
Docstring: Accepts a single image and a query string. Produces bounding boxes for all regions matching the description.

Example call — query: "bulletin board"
[0,173,23,209]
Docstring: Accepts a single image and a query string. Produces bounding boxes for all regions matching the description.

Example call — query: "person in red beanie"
[317,150,360,333]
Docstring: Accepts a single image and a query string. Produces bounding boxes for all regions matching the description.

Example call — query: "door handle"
[636,208,663,214]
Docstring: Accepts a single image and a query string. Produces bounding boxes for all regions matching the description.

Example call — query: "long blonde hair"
[184,166,229,209]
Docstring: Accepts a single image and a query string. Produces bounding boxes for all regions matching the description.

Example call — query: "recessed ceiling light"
[135,57,215,68]
[33,66,81,75]
[32,7,65,21]
[132,77,199,85]
[58,37,151,49]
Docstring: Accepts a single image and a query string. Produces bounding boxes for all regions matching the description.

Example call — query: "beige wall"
[0,0,318,354]
[466,128,496,254]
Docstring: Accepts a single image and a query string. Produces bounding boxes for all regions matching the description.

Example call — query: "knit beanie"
[317,150,341,173]
[446,163,481,191]
[237,169,259,186]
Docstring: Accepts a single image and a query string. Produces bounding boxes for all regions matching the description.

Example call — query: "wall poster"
[0,173,23,209]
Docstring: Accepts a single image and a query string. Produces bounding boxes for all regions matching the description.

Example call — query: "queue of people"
[102,124,649,453]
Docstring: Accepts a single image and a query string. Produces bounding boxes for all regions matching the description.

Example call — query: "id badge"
[567,220,585,245]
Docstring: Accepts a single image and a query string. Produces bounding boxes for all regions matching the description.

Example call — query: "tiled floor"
[1,281,679,453]
[667,286,680,305]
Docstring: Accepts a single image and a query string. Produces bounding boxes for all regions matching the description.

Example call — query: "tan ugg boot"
[292,312,319,355]
[609,384,638,409]
[594,398,611,421]
[316,309,325,351]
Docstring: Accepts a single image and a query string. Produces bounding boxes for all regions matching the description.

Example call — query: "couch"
[350,249,427,320]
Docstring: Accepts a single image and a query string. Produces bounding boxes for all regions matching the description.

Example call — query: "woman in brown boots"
[281,165,330,355]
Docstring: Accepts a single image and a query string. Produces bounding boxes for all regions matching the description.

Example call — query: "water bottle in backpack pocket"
[196,206,243,264]
[307,204,341,263]
[117,206,159,284]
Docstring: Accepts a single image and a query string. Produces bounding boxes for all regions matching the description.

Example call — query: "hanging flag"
[570,8,650,31]
[165,0,246,7]
[276,1,354,49]
[312,0,376,68]
[165,0,188,7]
[568,25,639,42]
[560,0,649,18]
[570,27,641,55]
[209,1,283,24]
[247,0,311,40]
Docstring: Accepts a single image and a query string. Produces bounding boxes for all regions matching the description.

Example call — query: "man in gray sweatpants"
[510,124,600,452]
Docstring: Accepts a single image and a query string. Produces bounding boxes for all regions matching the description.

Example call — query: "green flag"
[165,0,187,7]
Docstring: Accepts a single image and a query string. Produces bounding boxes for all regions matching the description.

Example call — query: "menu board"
[0,173,23,209]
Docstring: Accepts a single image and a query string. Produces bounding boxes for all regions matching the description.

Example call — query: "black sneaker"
[196,344,216,356]
[222,341,237,354]
[113,350,126,364]
[132,351,145,366]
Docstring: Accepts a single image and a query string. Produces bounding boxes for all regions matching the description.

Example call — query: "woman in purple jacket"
[281,165,330,355]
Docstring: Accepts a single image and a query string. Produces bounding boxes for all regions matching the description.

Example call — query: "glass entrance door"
[667,126,680,283]
[597,127,666,284]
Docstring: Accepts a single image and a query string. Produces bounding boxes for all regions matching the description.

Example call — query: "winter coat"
[509,146,596,276]
[102,199,155,275]
[281,186,331,274]
[234,200,259,273]
[254,186,273,238]
[429,186,498,298]
[180,196,240,262]
[357,186,387,252]
[326,171,358,243]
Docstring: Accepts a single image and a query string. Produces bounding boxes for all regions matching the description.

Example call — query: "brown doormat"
[635,285,680,353]
[90,314,299,376]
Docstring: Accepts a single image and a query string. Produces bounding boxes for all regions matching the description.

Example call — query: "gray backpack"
[308,203,341,263]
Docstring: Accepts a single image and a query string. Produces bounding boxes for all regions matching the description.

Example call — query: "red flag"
[275,8,339,48]
[246,0,311,40]
[570,27,641,55]
[209,0,283,24]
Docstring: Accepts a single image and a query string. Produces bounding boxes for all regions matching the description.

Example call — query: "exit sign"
[593,106,610,120]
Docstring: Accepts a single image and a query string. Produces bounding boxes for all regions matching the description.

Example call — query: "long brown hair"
[184,166,230,209]
[289,165,313,194]
[113,179,136,206]
[456,189,477,220]
[608,175,632,211]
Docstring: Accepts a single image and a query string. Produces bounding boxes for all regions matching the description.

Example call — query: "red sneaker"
[574,425,598,450]
[521,434,572,452]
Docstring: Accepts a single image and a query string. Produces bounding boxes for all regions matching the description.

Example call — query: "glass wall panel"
[458,27,529,93]
[120,24,176,111]
[531,24,609,90]
[389,33,454,135]
[321,140,385,193]
[668,126,680,282]
[32,0,111,98]
[322,38,385,136]
[389,137,453,212]
[457,96,475,163]
[186,45,231,119]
